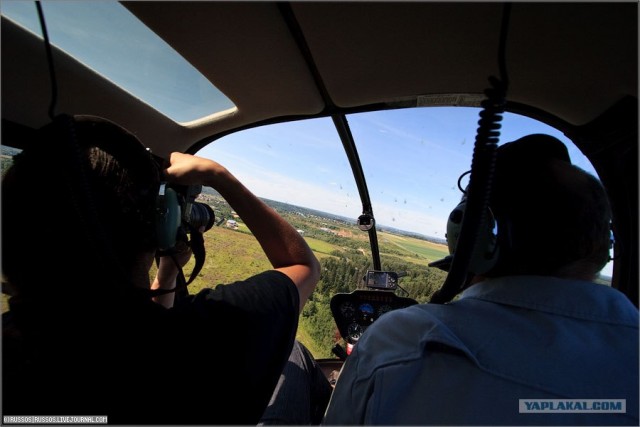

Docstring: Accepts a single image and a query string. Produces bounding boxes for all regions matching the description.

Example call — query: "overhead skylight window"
[1,1,235,123]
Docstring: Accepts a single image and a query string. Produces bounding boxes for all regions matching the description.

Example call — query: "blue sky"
[199,108,612,277]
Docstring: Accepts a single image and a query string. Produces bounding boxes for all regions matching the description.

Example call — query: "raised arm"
[164,152,320,311]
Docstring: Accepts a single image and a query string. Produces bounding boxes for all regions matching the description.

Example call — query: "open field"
[379,231,449,264]
[305,237,340,257]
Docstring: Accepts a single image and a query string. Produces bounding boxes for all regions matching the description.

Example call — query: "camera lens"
[188,202,215,232]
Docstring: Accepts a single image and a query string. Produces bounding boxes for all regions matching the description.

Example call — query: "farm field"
[378,231,448,265]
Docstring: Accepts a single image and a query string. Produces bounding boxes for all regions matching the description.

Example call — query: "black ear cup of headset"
[155,183,181,251]
[445,198,500,275]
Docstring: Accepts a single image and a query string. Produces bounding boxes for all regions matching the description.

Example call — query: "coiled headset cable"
[430,3,511,304]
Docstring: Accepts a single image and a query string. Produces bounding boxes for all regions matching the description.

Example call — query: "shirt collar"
[459,275,638,326]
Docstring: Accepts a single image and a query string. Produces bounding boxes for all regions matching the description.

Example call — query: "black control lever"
[332,343,348,361]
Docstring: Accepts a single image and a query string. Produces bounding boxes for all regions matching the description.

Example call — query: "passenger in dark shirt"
[2,115,320,424]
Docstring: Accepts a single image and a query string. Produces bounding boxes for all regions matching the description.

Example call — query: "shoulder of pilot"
[354,302,466,366]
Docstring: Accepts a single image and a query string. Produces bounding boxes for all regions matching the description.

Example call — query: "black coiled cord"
[430,3,511,304]
[430,79,506,304]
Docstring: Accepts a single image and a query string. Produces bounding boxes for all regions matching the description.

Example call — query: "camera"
[156,182,215,251]
[176,184,215,232]
[172,184,216,233]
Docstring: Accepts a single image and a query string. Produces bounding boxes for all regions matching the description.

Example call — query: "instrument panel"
[330,290,418,344]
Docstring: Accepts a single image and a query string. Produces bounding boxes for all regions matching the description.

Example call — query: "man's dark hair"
[2,116,161,301]
[488,134,612,279]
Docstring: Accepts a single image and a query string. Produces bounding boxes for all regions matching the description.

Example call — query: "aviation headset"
[445,181,500,275]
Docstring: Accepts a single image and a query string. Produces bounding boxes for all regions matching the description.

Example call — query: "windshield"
[194,106,612,358]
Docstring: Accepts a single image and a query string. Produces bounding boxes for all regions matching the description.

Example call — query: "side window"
[1,146,21,178]
[1,146,21,313]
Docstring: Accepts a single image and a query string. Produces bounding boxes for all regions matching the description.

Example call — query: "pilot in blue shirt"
[323,134,639,426]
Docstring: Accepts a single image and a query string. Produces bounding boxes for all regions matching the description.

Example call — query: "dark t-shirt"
[2,270,300,425]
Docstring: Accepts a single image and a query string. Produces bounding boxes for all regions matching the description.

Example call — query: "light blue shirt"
[323,276,639,425]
